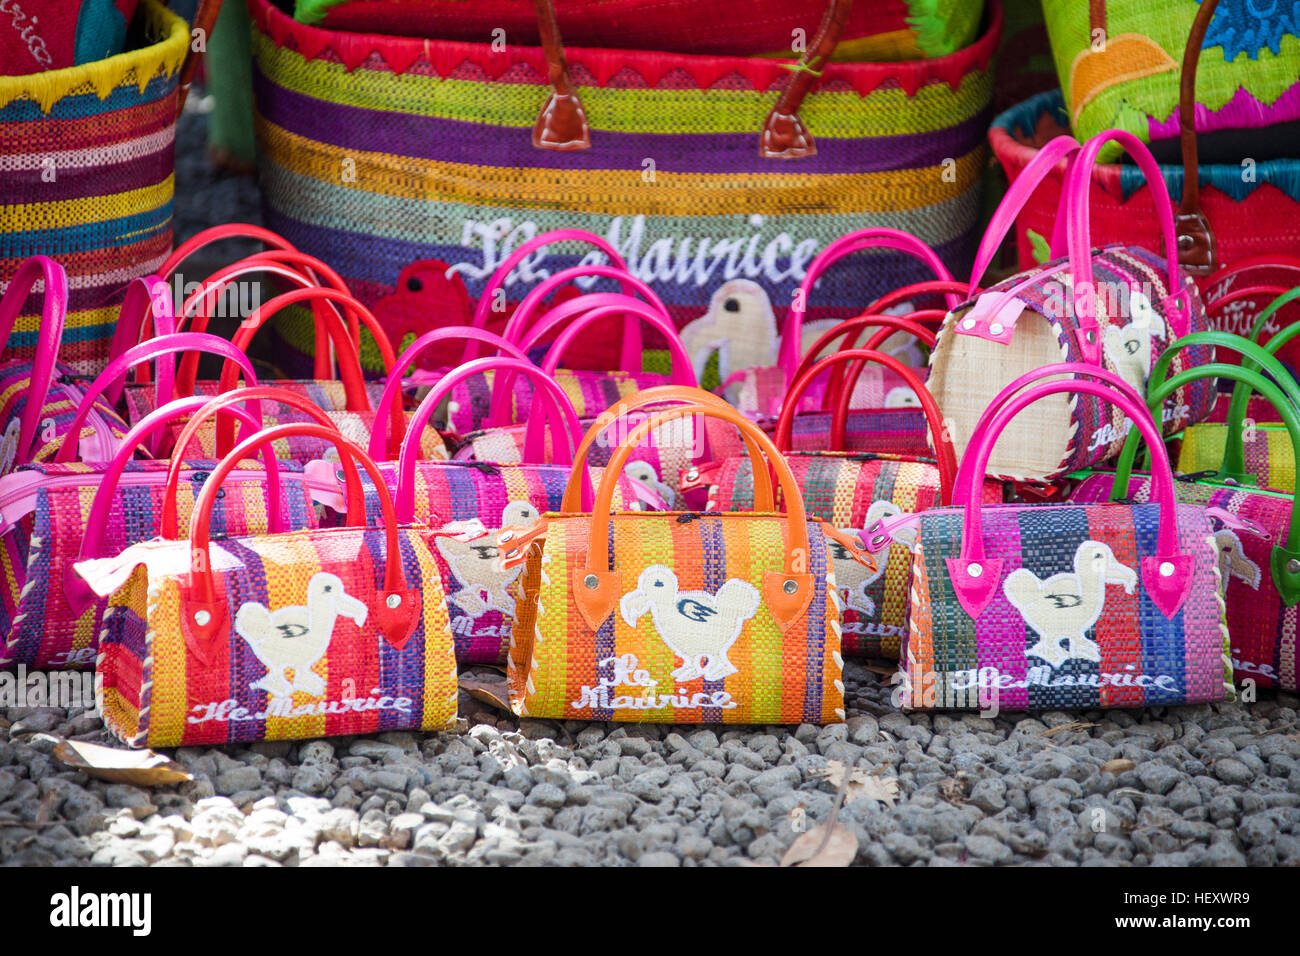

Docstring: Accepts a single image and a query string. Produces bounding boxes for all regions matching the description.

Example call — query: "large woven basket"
[0,0,212,377]
[248,0,1002,376]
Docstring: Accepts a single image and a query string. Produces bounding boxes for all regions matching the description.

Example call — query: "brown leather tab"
[758,0,853,160]
[1175,208,1216,276]
[531,0,591,151]
[572,567,618,631]
[763,571,814,630]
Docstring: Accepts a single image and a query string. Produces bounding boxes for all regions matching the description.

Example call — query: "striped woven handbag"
[0,0,214,377]
[0,257,132,474]
[250,0,1002,373]
[1071,332,1300,692]
[1176,291,1300,493]
[878,363,1230,711]
[1,383,334,671]
[707,349,1002,659]
[499,400,877,724]
[75,421,460,748]
[311,355,661,665]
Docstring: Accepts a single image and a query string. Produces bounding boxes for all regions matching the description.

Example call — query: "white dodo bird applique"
[1102,291,1166,395]
[434,501,538,619]
[827,500,916,618]
[235,572,369,699]
[1002,541,1138,669]
[619,566,760,682]
[1212,528,1261,596]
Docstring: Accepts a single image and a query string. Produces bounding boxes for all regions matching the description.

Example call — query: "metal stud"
[989,322,1004,336]
[386,594,402,608]
[685,469,699,482]
[967,563,982,578]
[871,535,887,547]
[194,610,211,626]
[500,530,515,543]
[1085,330,1096,343]
[584,574,600,590]
[1160,562,1175,577]
[782,579,798,594]
[961,318,976,331]
[1288,559,1300,575]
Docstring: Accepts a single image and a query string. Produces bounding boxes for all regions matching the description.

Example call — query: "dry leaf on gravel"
[459,677,512,712]
[52,738,191,786]
[781,822,859,867]
[815,759,899,806]
[1101,758,1137,775]
[1041,721,1097,737]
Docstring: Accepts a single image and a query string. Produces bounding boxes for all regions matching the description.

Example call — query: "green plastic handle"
[1221,285,1300,472]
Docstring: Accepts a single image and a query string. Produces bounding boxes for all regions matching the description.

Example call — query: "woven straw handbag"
[1,382,336,671]
[708,349,1001,659]
[251,0,1002,373]
[928,129,1215,483]
[0,0,217,377]
[1203,266,1300,385]
[1176,292,1300,492]
[1071,332,1300,692]
[75,421,460,748]
[0,257,133,474]
[448,291,694,434]
[310,353,662,665]
[499,399,876,724]
[877,363,1230,711]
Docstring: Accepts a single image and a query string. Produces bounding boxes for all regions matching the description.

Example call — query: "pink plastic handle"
[0,255,68,464]
[396,357,592,521]
[1064,130,1188,363]
[65,396,266,615]
[502,265,669,371]
[105,275,177,405]
[783,228,957,384]
[951,364,1191,619]
[465,229,629,361]
[54,333,259,463]
[367,327,530,461]
[969,134,1081,293]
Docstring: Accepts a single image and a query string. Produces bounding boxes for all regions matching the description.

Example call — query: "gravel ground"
[3,90,1298,869]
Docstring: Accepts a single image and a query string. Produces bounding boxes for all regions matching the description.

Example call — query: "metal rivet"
[1288,559,1300,575]
[386,594,402,608]
[194,610,211,626]
[584,574,600,590]
[500,531,515,543]
[1085,330,1096,343]
[782,579,798,594]
[685,469,699,482]
[961,318,976,331]
[1160,562,1175,577]
[871,535,887,547]
[989,322,1004,335]
[967,563,982,578]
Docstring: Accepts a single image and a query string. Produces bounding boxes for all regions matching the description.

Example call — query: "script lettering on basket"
[570,653,738,711]
[451,215,820,290]
[1230,651,1278,683]
[0,1,52,67]
[949,666,1179,691]
[1087,402,1189,453]
[187,692,415,724]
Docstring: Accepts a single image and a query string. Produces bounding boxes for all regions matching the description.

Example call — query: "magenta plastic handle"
[783,228,957,384]
[396,357,592,521]
[969,134,1081,293]
[104,275,178,407]
[54,333,260,463]
[951,365,1191,619]
[65,396,267,615]
[464,229,629,361]
[502,265,668,371]
[1064,130,1189,363]
[0,255,68,464]
[367,327,529,461]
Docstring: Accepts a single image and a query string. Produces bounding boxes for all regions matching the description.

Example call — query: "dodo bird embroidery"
[1213,528,1261,596]
[619,566,760,682]
[1103,292,1165,394]
[234,572,369,699]
[827,500,915,619]
[434,501,539,618]
[1002,541,1138,669]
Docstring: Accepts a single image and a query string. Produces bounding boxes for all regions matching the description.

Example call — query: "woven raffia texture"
[902,501,1231,711]
[990,90,1300,270]
[1042,0,1300,152]
[92,526,458,747]
[248,0,1000,374]
[1073,472,1298,691]
[0,361,133,471]
[348,460,649,664]
[0,0,188,377]
[787,408,931,456]
[447,369,670,433]
[1,458,320,670]
[1177,424,1296,495]
[709,452,1002,658]
[930,245,1217,482]
[509,512,844,724]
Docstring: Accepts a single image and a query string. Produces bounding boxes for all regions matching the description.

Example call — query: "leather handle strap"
[1176,0,1220,274]
[531,0,591,150]
[174,0,224,115]
[759,0,854,159]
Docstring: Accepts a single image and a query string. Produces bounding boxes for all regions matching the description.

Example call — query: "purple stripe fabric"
[254,68,989,176]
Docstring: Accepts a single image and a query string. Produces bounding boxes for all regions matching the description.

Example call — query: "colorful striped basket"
[248,0,1003,376]
[0,0,212,377]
